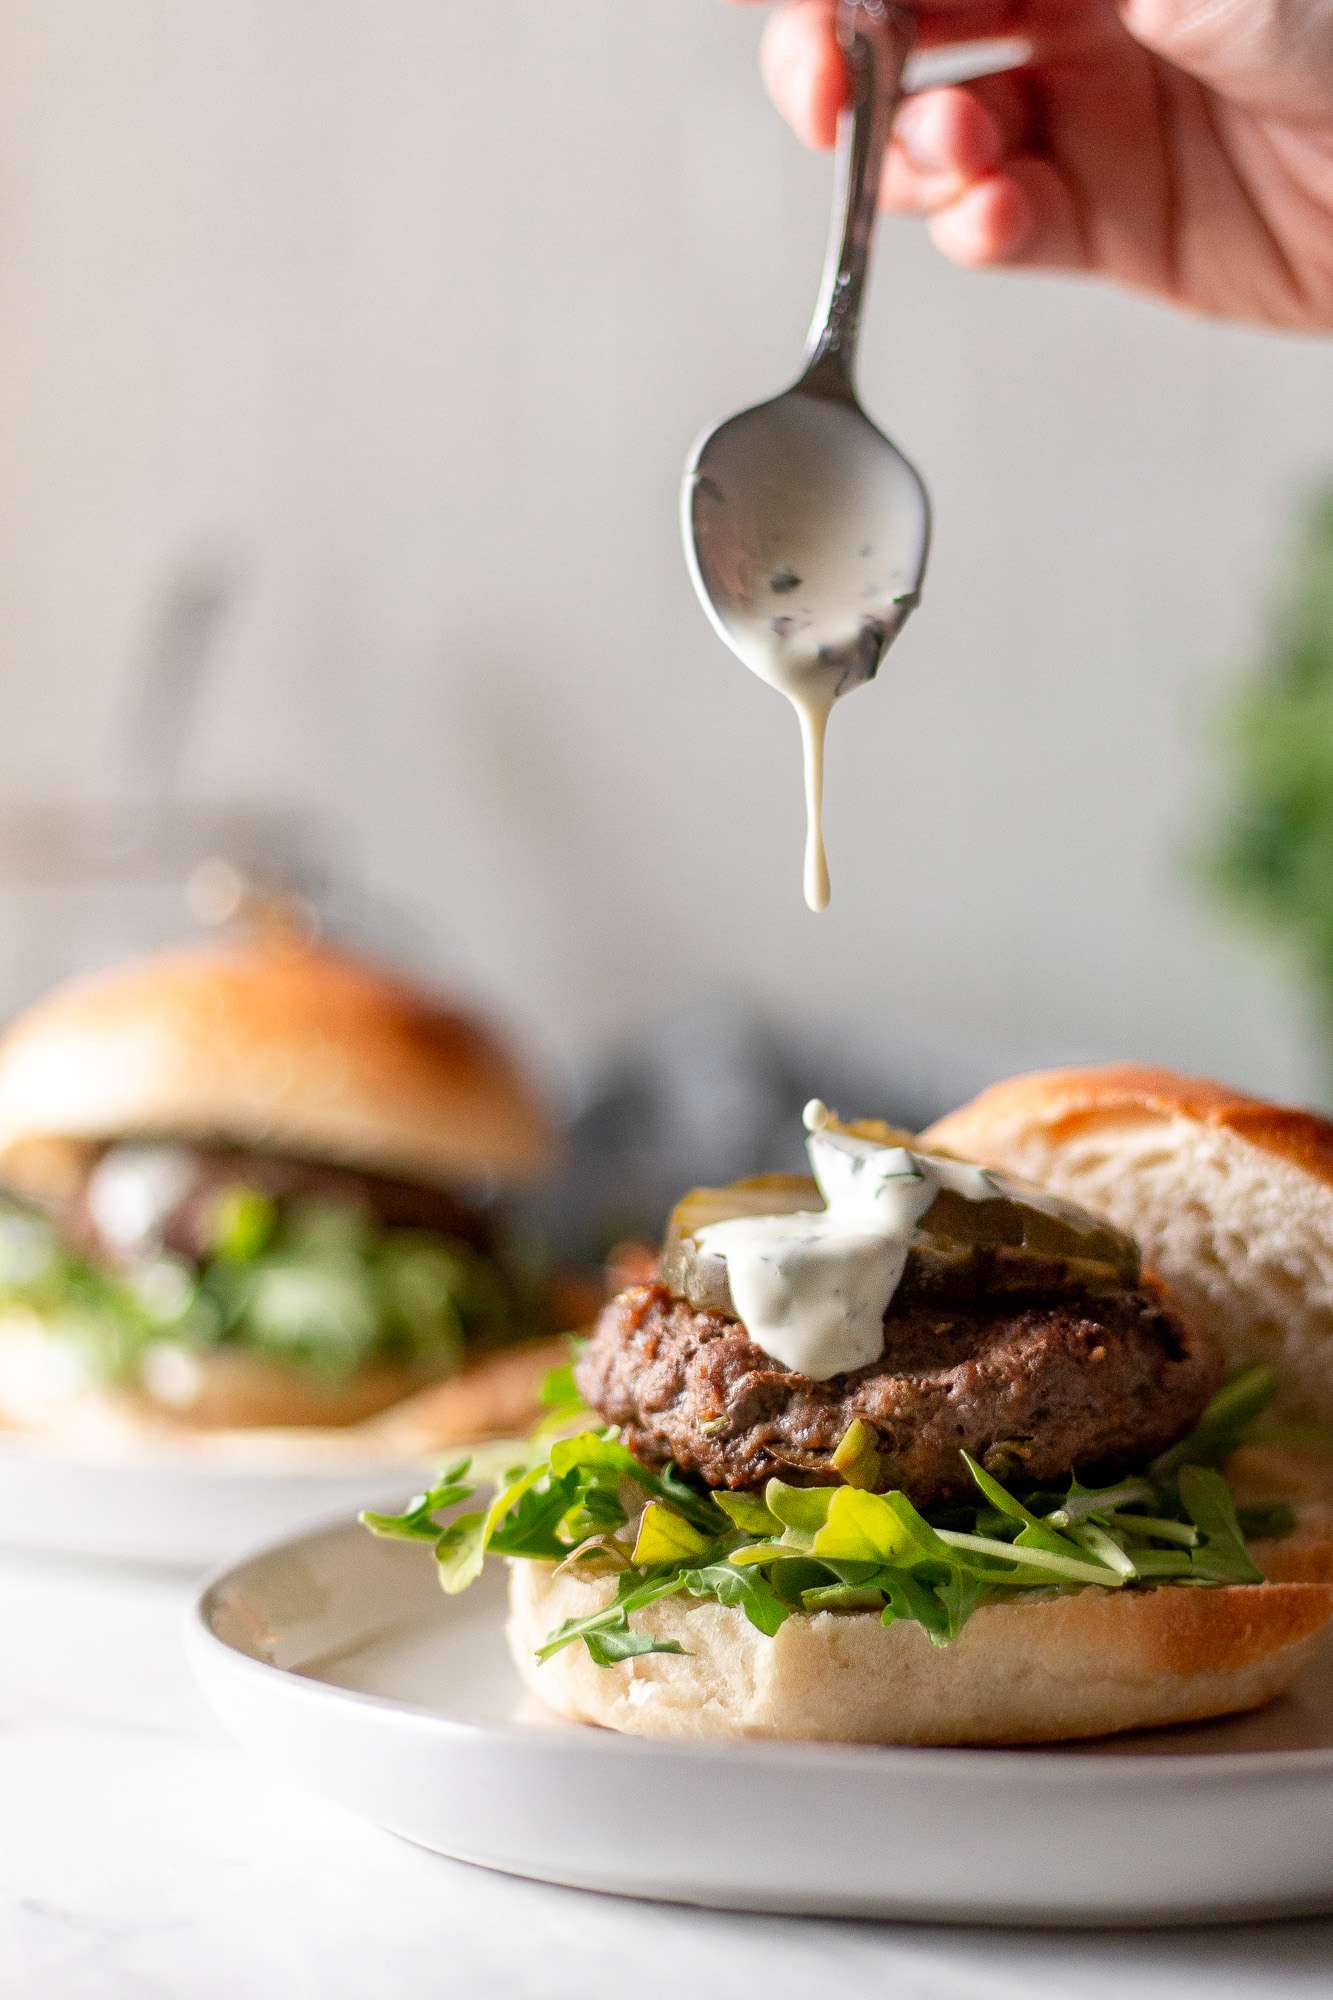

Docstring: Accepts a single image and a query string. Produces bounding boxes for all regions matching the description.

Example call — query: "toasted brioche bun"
[507,1534,1333,1745]
[922,1066,1333,1433]
[0,1312,564,1445]
[0,929,554,1195]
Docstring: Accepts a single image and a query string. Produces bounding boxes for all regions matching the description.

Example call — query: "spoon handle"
[801,0,913,398]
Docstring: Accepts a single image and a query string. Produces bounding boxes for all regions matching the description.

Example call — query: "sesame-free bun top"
[921,1065,1333,1426]
[0,930,555,1192]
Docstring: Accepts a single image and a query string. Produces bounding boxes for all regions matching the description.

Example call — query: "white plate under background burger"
[188,1512,1333,1927]
[0,1426,427,1568]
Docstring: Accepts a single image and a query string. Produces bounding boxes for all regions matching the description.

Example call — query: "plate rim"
[186,1511,1333,1788]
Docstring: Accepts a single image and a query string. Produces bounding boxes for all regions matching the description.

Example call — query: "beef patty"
[576,1276,1219,1508]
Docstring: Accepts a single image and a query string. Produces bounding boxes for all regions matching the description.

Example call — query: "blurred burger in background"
[0,924,565,1445]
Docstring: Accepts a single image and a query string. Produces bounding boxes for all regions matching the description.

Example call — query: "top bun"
[0,929,555,1191]
[922,1065,1333,1427]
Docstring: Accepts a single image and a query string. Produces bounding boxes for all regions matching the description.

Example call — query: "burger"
[365,1073,1333,1746]
[0,927,563,1442]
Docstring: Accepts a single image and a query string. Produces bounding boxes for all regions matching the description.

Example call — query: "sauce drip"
[693,1101,1105,1381]
[686,398,923,913]
[797,698,832,913]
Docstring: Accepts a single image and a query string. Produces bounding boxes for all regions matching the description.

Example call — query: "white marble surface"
[4,1547,1333,2000]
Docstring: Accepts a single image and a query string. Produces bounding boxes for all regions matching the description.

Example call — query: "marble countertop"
[4,1545,1333,2000]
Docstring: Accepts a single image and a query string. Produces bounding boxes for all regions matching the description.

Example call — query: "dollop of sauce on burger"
[694,1101,1113,1380]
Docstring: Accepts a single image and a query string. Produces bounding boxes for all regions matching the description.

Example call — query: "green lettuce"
[0,1191,523,1386]
[362,1363,1289,1668]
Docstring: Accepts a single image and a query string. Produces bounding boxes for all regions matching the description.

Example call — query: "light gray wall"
[2,0,1330,1108]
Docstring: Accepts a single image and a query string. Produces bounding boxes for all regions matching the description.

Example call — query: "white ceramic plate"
[0,1430,422,1569]
[189,1515,1333,1926]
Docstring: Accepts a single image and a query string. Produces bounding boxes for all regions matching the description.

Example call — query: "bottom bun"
[507,1545,1333,1746]
[0,1315,563,1447]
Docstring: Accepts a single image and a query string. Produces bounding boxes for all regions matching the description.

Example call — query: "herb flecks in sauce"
[693,1101,1117,1381]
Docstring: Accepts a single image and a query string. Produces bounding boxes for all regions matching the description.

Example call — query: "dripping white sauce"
[693,1100,1103,1381]
[686,398,925,912]
[795,697,832,914]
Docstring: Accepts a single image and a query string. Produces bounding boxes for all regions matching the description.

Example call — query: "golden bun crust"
[0,1315,563,1444]
[923,1065,1333,1188]
[921,1066,1333,1428]
[0,931,554,1191]
[507,1553,1333,1745]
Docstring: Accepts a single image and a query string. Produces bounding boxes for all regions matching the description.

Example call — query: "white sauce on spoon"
[694,1100,1104,1381]
[687,400,924,913]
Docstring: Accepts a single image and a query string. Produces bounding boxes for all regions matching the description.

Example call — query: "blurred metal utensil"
[119,557,237,807]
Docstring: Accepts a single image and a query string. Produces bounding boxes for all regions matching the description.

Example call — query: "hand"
[734,0,1333,329]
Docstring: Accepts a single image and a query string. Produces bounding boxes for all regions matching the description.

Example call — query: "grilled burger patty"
[576,1276,1220,1508]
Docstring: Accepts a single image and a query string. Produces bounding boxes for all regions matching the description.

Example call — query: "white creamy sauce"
[687,398,925,912]
[693,1100,1099,1381]
[85,1143,195,1255]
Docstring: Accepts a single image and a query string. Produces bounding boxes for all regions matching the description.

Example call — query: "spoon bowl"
[685,389,929,708]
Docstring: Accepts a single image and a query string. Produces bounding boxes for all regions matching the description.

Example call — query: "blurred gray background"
[2,0,1331,1118]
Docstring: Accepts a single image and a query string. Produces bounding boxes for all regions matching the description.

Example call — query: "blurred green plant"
[1210,488,1333,1044]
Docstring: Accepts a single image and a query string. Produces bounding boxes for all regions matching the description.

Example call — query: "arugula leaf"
[549,1430,726,1535]
[1179,1465,1265,1584]
[558,1481,630,1544]
[539,1357,582,1409]
[1128,1549,1194,1579]
[584,1628,687,1666]
[765,1481,834,1540]
[1069,1521,1138,1578]
[937,1568,994,1640]
[810,1486,952,1568]
[961,1449,1040,1527]
[878,1567,951,1643]
[1111,1514,1199,1547]
[1044,1477,1156,1527]
[534,1571,691,1664]
[937,1526,1124,1588]
[767,1557,836,1606]
[802,1582,888,1612]
[434,1512,487,1592]
[713,1490,779,1536]
[631,1501,718,1566]
[359,1462,476,1540]
[679,1562,789,1637]
[485,1473,577,1561]
[809,1487,907,1564]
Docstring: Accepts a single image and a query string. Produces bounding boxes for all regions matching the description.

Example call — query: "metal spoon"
[681,0,930,911]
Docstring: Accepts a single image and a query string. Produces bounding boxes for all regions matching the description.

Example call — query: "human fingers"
[881,73,1031,211]
[754,0,1030,148]
[927,152,1086,269]
[758,0,848,147]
